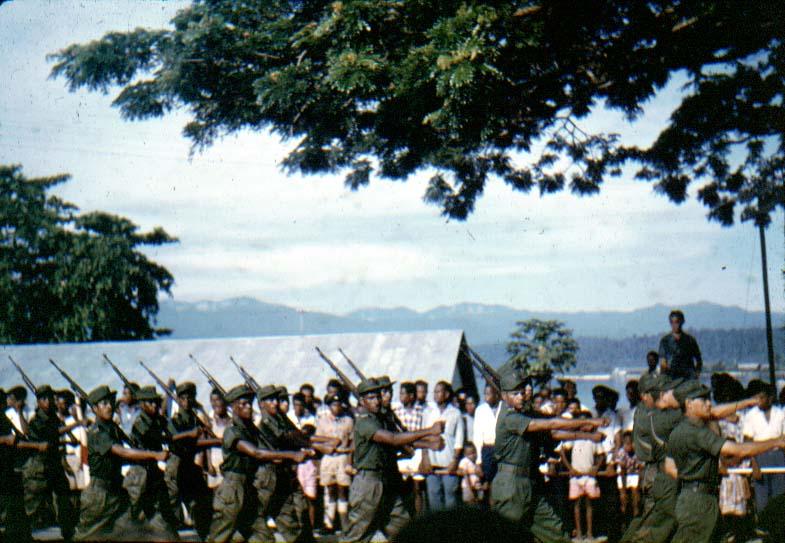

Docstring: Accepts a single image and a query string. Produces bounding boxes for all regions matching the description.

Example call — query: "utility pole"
[758,223,776,388]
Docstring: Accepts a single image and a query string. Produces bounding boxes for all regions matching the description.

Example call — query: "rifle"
[139,360,216,438]
[102,354,135,391]
[8,356,38,396]
[228,356,261,395]
[329,348,410,434]
[49,358,130,444]
[314,347,359,399]
[49,359,89,404]
[188,354,227,398]
[337,348,366,381]
[463,345,501,393]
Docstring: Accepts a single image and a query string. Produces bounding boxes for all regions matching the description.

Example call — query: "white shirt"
[592,407,621,456]
[618,406,636,433]
[424,403,464,467]
[562,439,602,474]
[742,405,785,441]
[5,405,32,433]
[473,402,503,452]
[288,411,316,430]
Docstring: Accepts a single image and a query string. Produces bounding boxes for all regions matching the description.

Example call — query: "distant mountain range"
[156,297,782,344]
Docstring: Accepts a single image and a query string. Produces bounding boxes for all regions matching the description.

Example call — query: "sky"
[1,1,783,316]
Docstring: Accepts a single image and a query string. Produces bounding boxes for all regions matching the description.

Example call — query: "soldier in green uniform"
[631,377,761,543]
[208,385,309,543]
[127,385,179,540]
[164,382,221,541]
[1,387,45,543]
[491,371,608,543]
[619,373,660,543]
[22,384,77,541]
[343,378,444,543]
[74,385,170,541]
[254,384,315,542]
[666,381,785,543]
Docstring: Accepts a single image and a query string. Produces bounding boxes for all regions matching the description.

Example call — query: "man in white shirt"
[592,385,622,455]
[473,383,503,485]
[5,385,31,435]
[742,381,785,513]
[422,381,464,510]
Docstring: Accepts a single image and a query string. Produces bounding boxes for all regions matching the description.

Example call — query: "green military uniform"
[491,394,570,543]
[619,374,658,543]
[209,385,270,543]
[164,383,212,540]
[344,385,410,543]
[128,387,178,539]
[74,387,132,541]
[0,399,32,543]
[23,387,76,540]
[667,383,726,543]
[625,377,685,543]
[255,386,309,543]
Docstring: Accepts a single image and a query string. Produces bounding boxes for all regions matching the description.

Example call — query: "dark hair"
[436,381,453,399]
[415,380,428,388]
[552,388,567,399]
[327,379,342,390]
[622,430,633,441]
[211,387,225,400]
[626,380,639,391]
[300,383,314,394]
[646,350,659,360]
[669,309,685,323]
[464,393,478,404]
[567,398,581,408]
[292,392,306,403]
[463,441,477,453]
[400,382,416,395]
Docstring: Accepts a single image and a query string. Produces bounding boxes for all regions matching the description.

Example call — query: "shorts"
[320,454,351,487]
[397,449,425,481]
[297,460,318,499]
[569,476,600,500]
[618,474,639,489]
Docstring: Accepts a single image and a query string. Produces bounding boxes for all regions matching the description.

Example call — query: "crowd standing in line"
[1,310,785,542]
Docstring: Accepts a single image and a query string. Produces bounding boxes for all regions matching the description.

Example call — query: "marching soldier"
[74,386,169,541]
[491,371,608,543]
[164,381,220,541]
[1,387,44,543]
[630,377,761,543]
[22,384,77,541]
[208,385,308,543]
[127,385,179,540]
[619,372,659,543]
[666,381,785,543]
[343,378,444,543]
[255,384,314,542]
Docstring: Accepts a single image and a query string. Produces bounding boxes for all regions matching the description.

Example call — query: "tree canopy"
[505,318,578,386]
[0,165,177,343]
[50,1,783,224]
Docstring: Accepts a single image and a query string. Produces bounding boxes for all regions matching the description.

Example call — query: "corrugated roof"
[1,330,477,404]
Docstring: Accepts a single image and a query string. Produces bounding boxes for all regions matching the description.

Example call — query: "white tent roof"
[1,330,477,404]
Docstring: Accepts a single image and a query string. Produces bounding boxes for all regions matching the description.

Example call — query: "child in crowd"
[297,423,319,530]
[458,442,483,504]
[560,414,603,542]
[616,431,642,519]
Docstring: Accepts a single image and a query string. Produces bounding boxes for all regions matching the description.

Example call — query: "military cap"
[661,375,685,392]
[87,385,116,405]
[325,393,343,405]
[35,384,54,398]
[8,385,27,400]
[376,375,396,389]
[673,380,711,403]
[500,371,529,392]
[135,386,162,402]
[257,384,279,401]
[357,379,386,396]
[638,373,658,394]
[176,381,197,396]
[225,384,256,403]
[55,389,75,402]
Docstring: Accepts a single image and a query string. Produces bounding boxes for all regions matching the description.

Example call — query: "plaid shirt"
[393,402,424,432]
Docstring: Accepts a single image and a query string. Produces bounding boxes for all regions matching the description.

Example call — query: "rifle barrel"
[314,347,359,398]
[337,348,366,381]
[8,356,38,395]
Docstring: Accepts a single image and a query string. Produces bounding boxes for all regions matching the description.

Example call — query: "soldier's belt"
[679,480,717,495]
[497,463,531,477]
